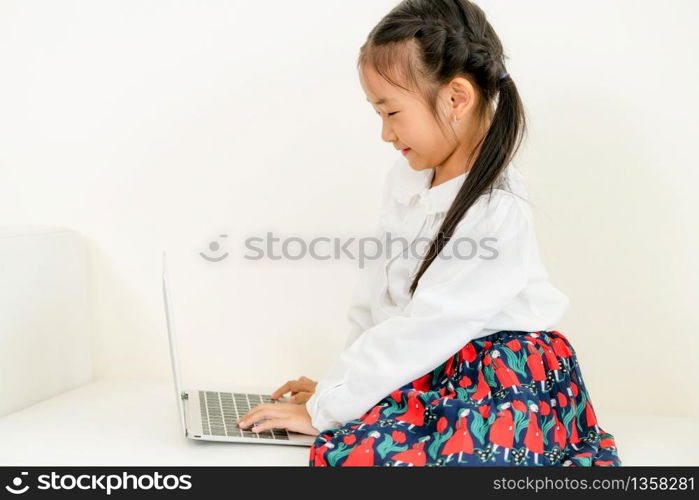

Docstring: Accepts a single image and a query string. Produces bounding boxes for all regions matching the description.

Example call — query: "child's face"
[359,63,466,173]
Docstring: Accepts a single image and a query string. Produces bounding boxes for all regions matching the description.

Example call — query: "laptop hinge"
[181,391,189,437]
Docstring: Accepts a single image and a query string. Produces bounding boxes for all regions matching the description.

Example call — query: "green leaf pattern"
[309,331,622,467]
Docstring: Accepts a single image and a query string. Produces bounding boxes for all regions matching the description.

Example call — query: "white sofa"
[0,226,697,466]
[0,226,309,466]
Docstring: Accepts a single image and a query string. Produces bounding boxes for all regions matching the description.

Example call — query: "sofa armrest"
[0,225,93,417]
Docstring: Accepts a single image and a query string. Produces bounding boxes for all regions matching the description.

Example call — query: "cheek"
[400,126,429,150]
[405,126,443,154]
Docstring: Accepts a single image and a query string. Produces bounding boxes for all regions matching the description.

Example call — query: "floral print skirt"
[308,330,621,467]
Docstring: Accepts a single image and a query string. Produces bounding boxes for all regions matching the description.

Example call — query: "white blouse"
[305,155,570,433]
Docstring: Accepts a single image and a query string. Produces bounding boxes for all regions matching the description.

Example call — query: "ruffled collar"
[390,156,526,215]
[391,157,469,215]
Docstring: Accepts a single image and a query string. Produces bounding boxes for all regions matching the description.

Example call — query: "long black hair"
[358,0,528,298]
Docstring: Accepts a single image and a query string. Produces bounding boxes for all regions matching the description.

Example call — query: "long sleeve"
[343,160,403,349]
[307,193,534,432]
[343,218,381,350]
[306,160,399,429]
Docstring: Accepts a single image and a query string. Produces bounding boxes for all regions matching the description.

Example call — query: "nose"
[380,121,397,144]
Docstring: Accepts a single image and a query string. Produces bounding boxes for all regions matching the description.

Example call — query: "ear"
[447,76,477,120]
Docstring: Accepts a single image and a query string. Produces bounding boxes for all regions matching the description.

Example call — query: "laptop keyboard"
[199,391,290,441]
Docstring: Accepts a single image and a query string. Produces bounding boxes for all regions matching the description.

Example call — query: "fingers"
[236,403,272,425]
[237,405,284,429]
[271,380,300,399]
[271,377,314,399]
[248,418,289,434]
[299,376,318,387]
[289,391,312,403]
[270,382,290,399]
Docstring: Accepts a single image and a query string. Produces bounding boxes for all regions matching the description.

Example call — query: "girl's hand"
[270,376,318,404]
[236,401,319,436]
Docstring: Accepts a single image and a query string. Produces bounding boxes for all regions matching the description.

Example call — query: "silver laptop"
[161,251,316,446]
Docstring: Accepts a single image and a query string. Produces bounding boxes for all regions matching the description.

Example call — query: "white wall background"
[1,0,697,419]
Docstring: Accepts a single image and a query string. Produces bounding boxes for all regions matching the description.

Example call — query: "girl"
[237,0,622,467]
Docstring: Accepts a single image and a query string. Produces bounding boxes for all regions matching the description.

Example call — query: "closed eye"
[376,111,398,117]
